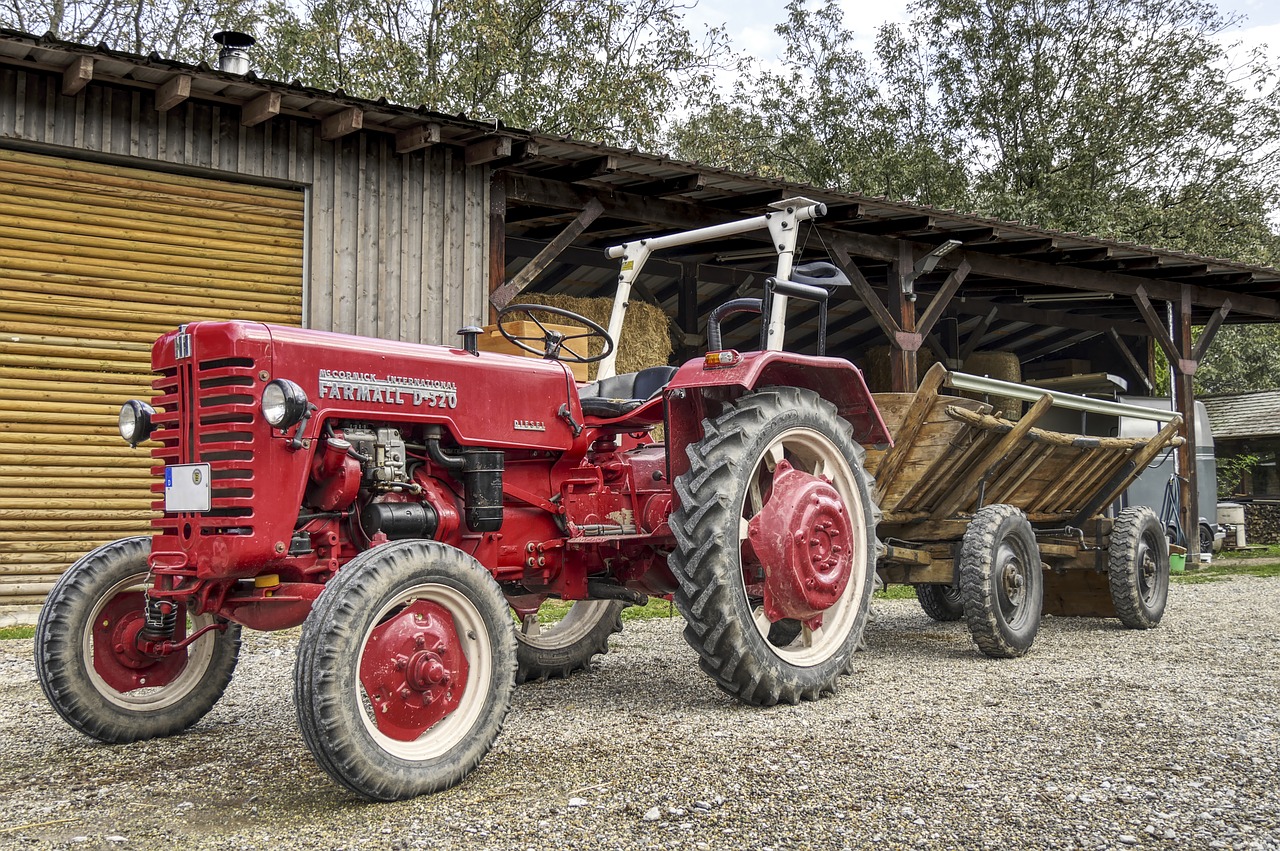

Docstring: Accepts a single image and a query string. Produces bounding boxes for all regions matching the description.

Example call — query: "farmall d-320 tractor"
[36,200,892,800]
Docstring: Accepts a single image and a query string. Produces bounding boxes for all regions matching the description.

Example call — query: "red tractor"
[36,200,891,800]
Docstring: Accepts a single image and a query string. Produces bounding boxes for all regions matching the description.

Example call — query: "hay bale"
[857,345,938,393]
[512,294,673,379]
[856,345,1023,419]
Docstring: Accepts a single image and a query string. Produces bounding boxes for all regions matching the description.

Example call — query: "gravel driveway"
[2,577,1277,850]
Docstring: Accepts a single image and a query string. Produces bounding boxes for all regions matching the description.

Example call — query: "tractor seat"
[578,365,678,419]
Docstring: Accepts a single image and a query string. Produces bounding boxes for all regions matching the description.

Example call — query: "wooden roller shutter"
[0,148,304,607]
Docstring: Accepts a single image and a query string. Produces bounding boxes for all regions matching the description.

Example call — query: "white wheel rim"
[739,427,868,667]
[81,572,217,711]
[357,583,493,761]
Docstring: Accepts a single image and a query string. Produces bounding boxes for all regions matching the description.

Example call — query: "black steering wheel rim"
[496,304,616,365]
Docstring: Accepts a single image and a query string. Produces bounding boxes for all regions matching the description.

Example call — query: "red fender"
[662,350,891,485]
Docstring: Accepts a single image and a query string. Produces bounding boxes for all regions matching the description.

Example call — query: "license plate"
[164,463,211,512]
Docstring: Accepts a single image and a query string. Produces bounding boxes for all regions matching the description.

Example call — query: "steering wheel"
[496,304,616,365]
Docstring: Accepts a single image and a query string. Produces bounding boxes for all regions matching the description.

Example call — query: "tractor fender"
[662,350,891,485]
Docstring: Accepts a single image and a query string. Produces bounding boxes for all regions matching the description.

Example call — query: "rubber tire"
[295,540,516,801]
[514,599,627,683]
[915,584,964,621]
[35,536,242,743]
[1108,506,1170,629]
[670,386,878,706]
[958,505,1043,658]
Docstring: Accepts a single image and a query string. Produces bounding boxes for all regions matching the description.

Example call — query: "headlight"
[119,400,155,447]
[262,379,309,428]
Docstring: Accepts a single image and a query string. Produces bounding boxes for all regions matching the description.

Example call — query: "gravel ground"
[1,577,1277,851]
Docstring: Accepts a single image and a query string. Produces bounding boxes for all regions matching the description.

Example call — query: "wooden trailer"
[864,363,1185,657]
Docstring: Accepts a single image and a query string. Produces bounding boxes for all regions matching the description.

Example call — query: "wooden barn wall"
[0,64,491,343]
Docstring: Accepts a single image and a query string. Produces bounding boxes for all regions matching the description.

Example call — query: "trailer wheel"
[670,387,877,706]
[958,505,1043,658]
[915,584,964,621]
[1108,507,1169,629]
[295,540,516,801]
[35,536,241,743]
[512,599,626,683]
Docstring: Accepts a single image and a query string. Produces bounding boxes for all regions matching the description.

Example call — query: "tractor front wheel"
[512,599,627,683]
[295,540,516,801]
[670,387,877,706]
[35,536,242,743]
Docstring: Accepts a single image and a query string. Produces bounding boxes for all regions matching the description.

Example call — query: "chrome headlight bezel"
[118,400,156,447]
[262,378,309,428]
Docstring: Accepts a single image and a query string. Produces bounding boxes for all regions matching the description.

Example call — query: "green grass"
[530,596,677,624]
[1219,544,1280,561]
[1173,560,1280,584]
[0,626,35,640]
[874,584,918,600]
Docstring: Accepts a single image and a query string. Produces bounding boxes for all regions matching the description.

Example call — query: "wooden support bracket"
[916,259,971,340]
[1132,285,1182,368]
[241,91,280,127]
[154,75,191,112]
[61,56,93,96]
[395,122,442,154]
[831,244,902,337]
[489,198,606,310]
[960,307,999,361]
[321,107,363,141]
[1192,299,1232,363]
[1106,328,1154,391]
[465,136,513,166]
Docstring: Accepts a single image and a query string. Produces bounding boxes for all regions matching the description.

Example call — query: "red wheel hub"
[747,460,855,624]
[92,591,188,692]
[359,600,469,742]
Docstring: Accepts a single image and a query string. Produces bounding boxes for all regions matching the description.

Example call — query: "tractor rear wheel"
[958,504,1043,658]
[295,540,516,801]
[512,599,626,683]
[1108,506,1169,629]
[35,536,242,743]
[915,584,964,621]
[670,387,877,706]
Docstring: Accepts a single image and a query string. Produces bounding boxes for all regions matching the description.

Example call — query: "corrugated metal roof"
[1202,392,1280,439]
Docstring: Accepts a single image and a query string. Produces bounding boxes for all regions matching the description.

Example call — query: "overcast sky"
[685,0,1280,81]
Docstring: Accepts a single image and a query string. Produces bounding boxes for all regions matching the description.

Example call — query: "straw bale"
[858,346,1023,420]
[512,295,673,379]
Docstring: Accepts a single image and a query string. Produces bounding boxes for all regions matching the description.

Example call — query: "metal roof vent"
[213,31,255,75]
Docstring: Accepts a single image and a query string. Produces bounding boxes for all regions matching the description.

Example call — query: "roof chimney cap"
[213,30,255,74]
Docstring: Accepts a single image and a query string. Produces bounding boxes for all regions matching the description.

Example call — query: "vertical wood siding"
[0,65,491,343]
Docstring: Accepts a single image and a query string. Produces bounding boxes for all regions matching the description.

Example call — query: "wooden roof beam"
[965,238,1055,255]
[504,173,734,231]
[320,106,363,141]
[828,230,1280,318]
[241,91,280,127]
[627,172,707,197]
[395,122,441,154]
[154,74,191,112]
[844,215,933,235]
[704,189,788,211]
[490,198,605,309]
[61,56,93,96]
[465,135,513,165]
[538,155,618,184]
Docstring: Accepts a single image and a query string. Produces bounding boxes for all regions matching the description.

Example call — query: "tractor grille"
[151,355,260,538]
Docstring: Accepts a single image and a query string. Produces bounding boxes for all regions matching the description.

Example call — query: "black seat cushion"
[578,365,677,419]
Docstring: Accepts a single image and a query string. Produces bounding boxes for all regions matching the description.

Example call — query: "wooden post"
[487,176,506,325]
[890,242,919,391]
[1174,289,1199,560]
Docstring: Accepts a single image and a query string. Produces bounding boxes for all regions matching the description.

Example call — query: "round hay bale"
[961,351,1022,421]
[858,345,937,393]
[512,294,673,379]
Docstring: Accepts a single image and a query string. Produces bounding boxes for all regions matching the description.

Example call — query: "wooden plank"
[872,363,946,505]
[1041,567,1116,618]
[61,56,93,96]
[395,122,441,154]
[931,393,1055,518]
[241,91,281,127]
[489,198,605,309]
[320,107,362,141]
[1192,300,1231,363]
[465,136,513,166]
[154,75,191,112]
[1132,285,1181,366]
[915,259,971,340]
